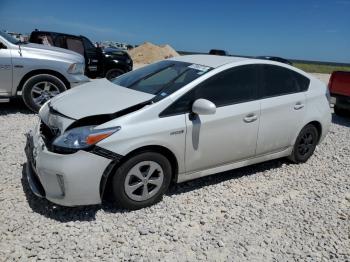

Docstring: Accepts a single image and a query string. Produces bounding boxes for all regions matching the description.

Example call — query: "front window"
[0,31,21,44]
[82,37,96,51]
[111,60,212,100]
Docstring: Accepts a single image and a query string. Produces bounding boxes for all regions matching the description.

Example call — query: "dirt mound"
[129,42,179,64]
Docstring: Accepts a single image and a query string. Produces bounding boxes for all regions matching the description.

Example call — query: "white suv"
[25,55,331,209]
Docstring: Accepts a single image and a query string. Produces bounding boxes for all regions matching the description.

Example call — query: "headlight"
[52,125,121,152]
[113,59,119,63]
[67,63,85,75]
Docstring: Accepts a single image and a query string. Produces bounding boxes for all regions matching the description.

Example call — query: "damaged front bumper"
[24,122,112,206]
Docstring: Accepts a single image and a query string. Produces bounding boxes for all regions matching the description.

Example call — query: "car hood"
[21,43,84,63]
[49,78,154,119]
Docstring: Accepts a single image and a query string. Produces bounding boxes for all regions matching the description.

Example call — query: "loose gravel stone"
[0,100,350,261]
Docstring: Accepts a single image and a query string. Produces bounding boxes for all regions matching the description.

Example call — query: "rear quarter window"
[294,72,310,92]
[261,65,310,98]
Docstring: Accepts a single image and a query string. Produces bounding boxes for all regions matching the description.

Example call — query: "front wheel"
[22,74,67,112]
[289,124,319,163]
[112,152,172,210]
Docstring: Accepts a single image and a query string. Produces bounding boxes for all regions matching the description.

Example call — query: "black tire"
[112,152,172,210]
[22,74,67,112]
[105,68,124,80]
[334,105,349,117]
[289,124,319,163]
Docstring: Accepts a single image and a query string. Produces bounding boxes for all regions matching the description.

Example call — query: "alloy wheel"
[31,81,60,107]
[297,132,314,156]
[124,161,164,202]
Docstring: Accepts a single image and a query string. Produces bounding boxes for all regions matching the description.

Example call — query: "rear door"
[256,64,308,155]
[0,40,12,95]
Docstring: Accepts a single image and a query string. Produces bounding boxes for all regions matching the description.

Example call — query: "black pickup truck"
[29,30,133,79]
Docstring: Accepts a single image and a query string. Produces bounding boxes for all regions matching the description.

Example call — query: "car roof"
[170,55,249,68]
[31,30,86,39]
[170,54,311,79]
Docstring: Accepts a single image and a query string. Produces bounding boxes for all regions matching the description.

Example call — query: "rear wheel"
[22,74,67,112]
[105,68,124,80]
[112,152,172,210]
[289,124,319,163]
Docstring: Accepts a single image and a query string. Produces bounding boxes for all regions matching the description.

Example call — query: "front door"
[0,41,12,95]
[185,100,261,173]
[182,64,261,173]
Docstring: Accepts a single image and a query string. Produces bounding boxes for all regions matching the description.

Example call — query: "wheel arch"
[100,145,179,200]
[306,120,322,144]
[291,120,323,148]
[17,69,70,92]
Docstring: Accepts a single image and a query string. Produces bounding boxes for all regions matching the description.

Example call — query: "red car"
[328,71,350,116]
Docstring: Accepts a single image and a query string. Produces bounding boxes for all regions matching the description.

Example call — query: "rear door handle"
[294,102,304,110]
[244,113,258,123]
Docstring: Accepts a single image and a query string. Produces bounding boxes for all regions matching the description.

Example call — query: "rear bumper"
[24,125,111,206]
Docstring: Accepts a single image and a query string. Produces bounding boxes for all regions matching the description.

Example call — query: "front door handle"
[294,102,304,110]
[244,113,258,123]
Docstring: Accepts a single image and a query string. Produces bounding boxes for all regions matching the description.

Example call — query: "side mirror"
[0,42,7,49]
[192,99,216,115]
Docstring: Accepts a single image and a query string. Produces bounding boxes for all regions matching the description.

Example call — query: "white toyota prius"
[25,55,331,209]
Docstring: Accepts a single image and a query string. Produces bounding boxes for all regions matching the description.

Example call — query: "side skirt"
[176,147,293,183]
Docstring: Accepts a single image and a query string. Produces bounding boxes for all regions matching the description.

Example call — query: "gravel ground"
[0,98,349,261]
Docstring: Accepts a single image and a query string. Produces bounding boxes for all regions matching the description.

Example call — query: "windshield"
[111,60,212,100]
[0,31,21,44]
